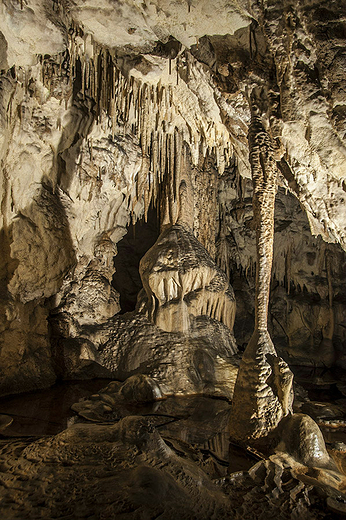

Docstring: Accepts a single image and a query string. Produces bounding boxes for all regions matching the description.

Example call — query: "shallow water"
[0,380,259,476]
[0,379,113,436]
[1,377,345,477]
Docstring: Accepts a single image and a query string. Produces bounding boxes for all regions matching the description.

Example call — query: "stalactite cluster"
[37,24,233,227]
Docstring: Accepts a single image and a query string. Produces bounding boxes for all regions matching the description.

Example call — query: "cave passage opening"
[112,206,160,313]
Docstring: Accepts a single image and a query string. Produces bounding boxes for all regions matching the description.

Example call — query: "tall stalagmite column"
[229,87,293,447]
[249,90,276,331]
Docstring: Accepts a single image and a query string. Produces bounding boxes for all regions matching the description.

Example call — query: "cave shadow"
[112,205,160,313]
[0,180,77,394]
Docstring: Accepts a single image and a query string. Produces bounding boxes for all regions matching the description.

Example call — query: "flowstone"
[98,215,239,397]
[100,312,239,398]
[138,223,236,333]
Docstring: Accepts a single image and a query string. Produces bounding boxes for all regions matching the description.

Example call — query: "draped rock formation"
[138,176,236,333]
[138,223,236,333]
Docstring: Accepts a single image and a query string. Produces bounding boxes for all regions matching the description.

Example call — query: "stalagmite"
[138,220,236,333]
[138,168,235,333]
[229,87,294,446]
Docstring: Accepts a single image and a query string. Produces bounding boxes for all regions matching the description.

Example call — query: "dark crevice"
[112,206,160,313]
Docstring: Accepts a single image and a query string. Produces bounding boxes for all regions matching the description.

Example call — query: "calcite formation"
[138,223,236,333]
[229,87,338,484]
[0,0,346,397]
[98,312,239,398]
[1,383,345,520]
[229,329,294,444]
[1,1,346,516]
[229,88,294,445]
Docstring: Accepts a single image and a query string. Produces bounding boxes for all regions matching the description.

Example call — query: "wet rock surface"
[0,387,344,519]
[276,413,336,470]
[229,330,294,445]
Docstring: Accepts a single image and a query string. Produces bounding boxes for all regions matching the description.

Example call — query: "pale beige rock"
[0,0,346,402]
[69,0,251,54]
[229,88,293,445]
[218,182,346,364]
[99,313,239,398]
[138,223,236,333]
[258,0,346,250]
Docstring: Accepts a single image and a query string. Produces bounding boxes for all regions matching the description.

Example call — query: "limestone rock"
[229,88,294,446]
[229,330,294,445]
[0,417,230,519]
[0,0,346,406]
[101,313,239,399]
[138,224,236,333]
[276,413,335,470]
[71,375,163,422]
[300,401,345,423]
[53,336,112,381]
[219,182,346,365]
[119,374,164,403]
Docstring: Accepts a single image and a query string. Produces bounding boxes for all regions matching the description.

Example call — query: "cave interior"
[1,0,346,518]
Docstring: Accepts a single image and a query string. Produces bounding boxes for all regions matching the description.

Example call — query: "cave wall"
[0,0,346,396]
[218,176,346,368]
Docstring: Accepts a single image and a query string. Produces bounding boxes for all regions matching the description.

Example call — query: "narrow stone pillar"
[249,90,276,331]
[229,87,293,447]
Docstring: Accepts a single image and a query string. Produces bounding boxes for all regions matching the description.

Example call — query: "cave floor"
[0,380,254,474]
[0,377,346,519]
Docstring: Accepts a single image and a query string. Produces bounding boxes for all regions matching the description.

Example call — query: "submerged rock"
[119,374,164,402]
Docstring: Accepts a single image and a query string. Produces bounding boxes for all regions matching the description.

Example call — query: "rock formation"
[1,0,346,396]
[1,1,346,517]
[138,222,235,333]
[229,87,294,445]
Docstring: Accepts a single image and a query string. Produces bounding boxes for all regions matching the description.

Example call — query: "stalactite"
[38,31,233,229]
[216,219,231,281]
[174,128,181,202]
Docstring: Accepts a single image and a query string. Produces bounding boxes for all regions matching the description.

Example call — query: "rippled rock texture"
[0,402,345,520]
[138,223,236,333]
